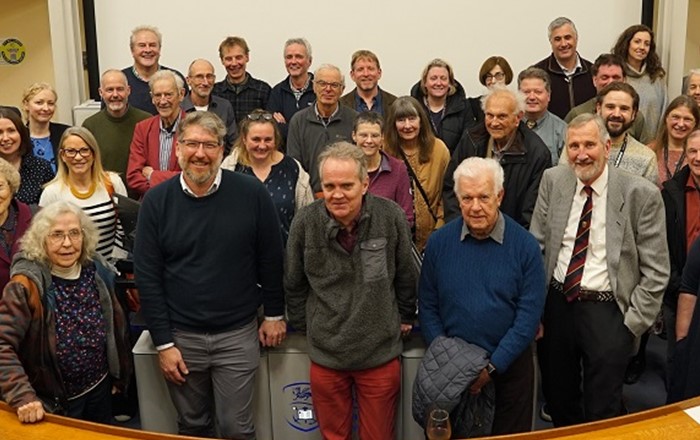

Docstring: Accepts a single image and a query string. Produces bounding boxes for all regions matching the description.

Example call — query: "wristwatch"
[486,362,498,378]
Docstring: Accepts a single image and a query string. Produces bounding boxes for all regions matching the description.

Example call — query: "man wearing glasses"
[181,59,237,153]
[127,70,186,198]
[287,64,357,196]
[135,111,285,439]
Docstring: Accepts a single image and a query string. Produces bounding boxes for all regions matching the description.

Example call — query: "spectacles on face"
[247,113,274,121]
[47,228,83,245]
[485,72,506,82]
[669,114,696,125]
[315,80,343,90]
[61,147,93,158]
[152,92,176,101]
[191,74,216,82]
[180,139,221,151]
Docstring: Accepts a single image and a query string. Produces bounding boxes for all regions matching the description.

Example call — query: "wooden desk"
[1,398,700,439]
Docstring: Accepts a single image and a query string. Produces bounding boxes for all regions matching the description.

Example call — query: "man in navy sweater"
[134,111,286,439]
[419,156,545,435]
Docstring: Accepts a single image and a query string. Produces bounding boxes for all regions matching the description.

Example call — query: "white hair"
[453,157,504,197]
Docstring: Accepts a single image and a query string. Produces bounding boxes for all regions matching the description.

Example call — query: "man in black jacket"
[443,87,552,227]
[533,17,596,119]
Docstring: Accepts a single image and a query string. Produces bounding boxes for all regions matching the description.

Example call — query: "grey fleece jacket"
[285,194,417,370]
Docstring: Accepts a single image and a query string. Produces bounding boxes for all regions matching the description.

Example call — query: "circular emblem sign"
[0,38,26,65]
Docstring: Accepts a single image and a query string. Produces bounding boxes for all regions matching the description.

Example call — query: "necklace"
[663,146,685,181]
[69,180,97,199]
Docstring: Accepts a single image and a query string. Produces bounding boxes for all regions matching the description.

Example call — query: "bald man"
[83,69,151,175]
[181,59,237,152]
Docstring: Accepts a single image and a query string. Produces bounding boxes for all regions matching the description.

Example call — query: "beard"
[605,116,633,138]
[179,155,223,186]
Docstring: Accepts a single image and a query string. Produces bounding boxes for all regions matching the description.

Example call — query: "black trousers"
[540,285,633,427]
[492,344,534,435]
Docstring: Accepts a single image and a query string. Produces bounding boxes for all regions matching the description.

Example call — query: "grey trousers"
[167,319,260,439]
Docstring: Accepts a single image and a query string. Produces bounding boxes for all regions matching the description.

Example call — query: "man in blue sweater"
[134,111,286,439]
[419,156,545,435]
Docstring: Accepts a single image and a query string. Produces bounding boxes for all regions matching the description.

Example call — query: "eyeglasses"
[180,139,221,151]
[669,114,696,125]
[247,113,274,121]
[47,229,83,245]
[191,74,216,82]
[315,80,343,90]
[485,72,506,82]
[152,91,176,101]
[61,147,93,158]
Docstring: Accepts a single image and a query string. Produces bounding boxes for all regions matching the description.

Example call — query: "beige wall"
[0,0,57,117]
[686,0,700,73]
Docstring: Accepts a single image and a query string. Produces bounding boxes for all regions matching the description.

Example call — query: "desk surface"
[2,398,700,439]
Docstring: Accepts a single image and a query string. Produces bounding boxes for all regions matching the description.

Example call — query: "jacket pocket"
[360,238,388,282]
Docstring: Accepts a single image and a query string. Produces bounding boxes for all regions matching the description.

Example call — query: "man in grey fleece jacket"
[285,142,417,440]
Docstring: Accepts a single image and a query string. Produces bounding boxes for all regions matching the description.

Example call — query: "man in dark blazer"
[530,113,669,427]
[339,50,396,116]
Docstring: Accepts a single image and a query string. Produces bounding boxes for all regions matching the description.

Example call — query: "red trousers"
[310,358,401,440]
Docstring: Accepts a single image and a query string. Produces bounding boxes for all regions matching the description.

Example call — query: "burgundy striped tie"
[563,186,593,302]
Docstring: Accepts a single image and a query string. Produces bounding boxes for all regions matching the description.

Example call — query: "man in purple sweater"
[419,156,545,435]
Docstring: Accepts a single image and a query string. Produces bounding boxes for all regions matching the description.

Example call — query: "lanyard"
[663,146,686,181]
[613,134,629,168]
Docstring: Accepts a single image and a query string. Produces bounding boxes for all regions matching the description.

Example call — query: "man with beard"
[134,111,285,439]
[592,82,658,183]
[83,69,150,176]
[340,50,397,116]
[181,59,237,153]
[530,113,668,426]
[127,70,186,197]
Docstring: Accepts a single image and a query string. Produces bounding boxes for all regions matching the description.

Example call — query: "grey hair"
[99,69,128,87]
[177,111,227,146]
[318,141,368,182]
[130,25,162,49]
[314,64,345,86]
[566,113,611,145]
[20,201,98,267]
[0,157,20,194]
[453,157,504,198]
[148,70,184,92]
[548,17,577,40]
[482,86,526,114]
[284,38,312,59]
[686,128,700,144]
[187,58,215,76]
[684,69,700,93]
[517,67,552,94]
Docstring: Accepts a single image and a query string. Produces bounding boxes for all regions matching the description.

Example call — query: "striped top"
[39,172,128,260]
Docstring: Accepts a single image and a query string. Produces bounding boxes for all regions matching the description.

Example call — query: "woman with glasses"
[222,110,313,244]
[384,97,450,252]
[612,24,668,142]
[0,107,54,207]
[22,83,69,173]
[39,127,127,260]
[648,95,700,187]
[466,56,515,123]
[0,158,32,289]
[410,59,477,154]
[0,201,131,424]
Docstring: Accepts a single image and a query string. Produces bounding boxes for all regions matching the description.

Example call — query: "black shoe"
[539,403,552,423]
[624,357,646,384]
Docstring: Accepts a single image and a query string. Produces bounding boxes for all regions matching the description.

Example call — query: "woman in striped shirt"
[39,127,127,260]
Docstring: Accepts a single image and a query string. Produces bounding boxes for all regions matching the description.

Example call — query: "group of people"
[0,14,699,440]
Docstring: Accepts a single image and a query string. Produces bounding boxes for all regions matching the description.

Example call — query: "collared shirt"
[179,168,222,198]
[486,131,517,161]
[554,165,611,291]
[556,54,583,77]
[354,90,383,115]
[685,172,700,249]
[289,75,312,102]
[460,211,505,244]
[530,111,566,165]
[336,218,360,253]
[314,103,340,128]
[158,114,181,170]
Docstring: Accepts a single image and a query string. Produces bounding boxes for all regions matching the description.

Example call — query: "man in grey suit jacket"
[530,113,669,427]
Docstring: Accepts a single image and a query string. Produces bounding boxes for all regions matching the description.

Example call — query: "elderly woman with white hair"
[0,157,32,289]
[0,201,131,424]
